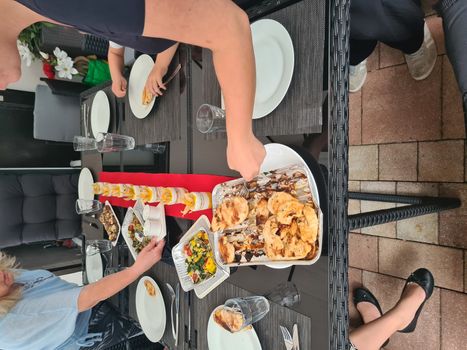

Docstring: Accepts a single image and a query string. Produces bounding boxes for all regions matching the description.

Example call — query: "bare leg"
[350,283,426,350]
[143,0,265,180]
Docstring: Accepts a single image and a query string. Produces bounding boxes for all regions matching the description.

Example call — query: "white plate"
[221,19,294,119]
[261,143,322,269]
[207,306,262,350]
[78,168,94,200]
[90,90,110,138]
[85,252,103,283]
[136,276,166,343]
[129,54,156,119]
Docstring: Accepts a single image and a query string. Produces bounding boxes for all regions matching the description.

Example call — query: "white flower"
[53,47,68,61]
[17,40,33,67]
[55,56,78,79]
[39,51,49,60]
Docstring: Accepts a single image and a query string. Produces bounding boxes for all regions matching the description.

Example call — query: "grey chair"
[33,84,81,142]
[0,172,81,249]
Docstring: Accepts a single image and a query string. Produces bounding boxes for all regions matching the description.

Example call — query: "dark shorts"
[15,0,175,54]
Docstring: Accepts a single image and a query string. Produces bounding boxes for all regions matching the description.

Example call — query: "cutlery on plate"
[175,283,180,347]
[166,283,177,342]
[280,325,294,350]
[292,324,300,350]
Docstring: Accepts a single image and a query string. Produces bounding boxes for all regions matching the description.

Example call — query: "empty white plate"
[78,168,94,200]
[135,276,166,343]
[129,54,156,119]
[222,19,294,119]
[207,306,262,350]
[90,90,110,138]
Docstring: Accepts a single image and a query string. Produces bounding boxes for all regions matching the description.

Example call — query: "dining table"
[79,0,352,349]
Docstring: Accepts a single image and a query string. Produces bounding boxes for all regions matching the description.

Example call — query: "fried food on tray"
[142,87,153,106]
[144,280,156,296]
[212,166,320,264]
[99,204,119,241]
[211,196,249,231]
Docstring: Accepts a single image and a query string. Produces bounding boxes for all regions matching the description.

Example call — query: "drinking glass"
[73,136,97,151]
[196,104,226,133]
[75,199,103,215]
[224,296,270,331]
[96,133,135,152]
[265,281,301,307]
[85,239,113,282]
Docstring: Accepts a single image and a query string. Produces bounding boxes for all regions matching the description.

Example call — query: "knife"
[175,283,180,347]
[292,324,300,350]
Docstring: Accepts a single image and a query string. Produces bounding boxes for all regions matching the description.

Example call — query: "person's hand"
[111,74,127,98]
[145,62,168,97]
[227,133,266,181]
[131,237,165,275]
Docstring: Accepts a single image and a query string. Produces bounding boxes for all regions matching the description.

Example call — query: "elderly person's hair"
[0,251,22,315]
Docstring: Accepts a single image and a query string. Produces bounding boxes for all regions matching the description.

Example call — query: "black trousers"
[350,0,425,65]
[436,0,467,119]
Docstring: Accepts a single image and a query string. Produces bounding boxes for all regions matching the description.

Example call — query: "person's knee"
[0,66,20,90]
[381,0,424,41]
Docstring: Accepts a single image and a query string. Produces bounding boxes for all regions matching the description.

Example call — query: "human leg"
[436,0,467,125]
[143,0,264,181]
[350,268,434,350]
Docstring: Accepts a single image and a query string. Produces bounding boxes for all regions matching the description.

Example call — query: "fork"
[280,325,294,350]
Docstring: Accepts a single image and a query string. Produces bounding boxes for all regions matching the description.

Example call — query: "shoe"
[349,59,367,92]
[398,268,435,333]
[353,288,390,348]
[405,22,437,81]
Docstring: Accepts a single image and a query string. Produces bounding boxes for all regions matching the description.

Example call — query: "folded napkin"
[98,172,235,220]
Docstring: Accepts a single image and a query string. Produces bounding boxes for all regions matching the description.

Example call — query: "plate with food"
[211,163,322,268]
[136,276,166,343]
[172,215,229,299]
[129,54,156,119]
[78,168,94,200]
[207,306,262,350]
[98,201,121,245]
[122,207,150,260]
[90,90,110,138]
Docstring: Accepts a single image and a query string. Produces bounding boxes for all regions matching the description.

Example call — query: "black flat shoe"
[353,288,390,348]
[398,268,435,333]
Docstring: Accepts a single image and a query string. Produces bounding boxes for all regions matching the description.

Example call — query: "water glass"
[265,281,301,307]
[196,104,226,133]
[75,199,103,215]
[224,296,270,330]
[96,133,135,152]
[74,136,97,152]
[85,239,114,281]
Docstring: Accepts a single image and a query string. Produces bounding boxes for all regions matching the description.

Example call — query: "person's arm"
[144,0,265,180]
[145,42,179,96]
[77,238,165,312]
[108,45,128,98]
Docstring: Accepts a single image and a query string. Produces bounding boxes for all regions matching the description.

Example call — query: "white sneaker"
[405,22,437,81]
[349,59,367,93]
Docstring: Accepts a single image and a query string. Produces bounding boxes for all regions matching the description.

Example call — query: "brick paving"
[348,11,467,350]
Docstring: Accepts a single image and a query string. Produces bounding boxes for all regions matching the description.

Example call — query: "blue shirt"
[0,269,98,350]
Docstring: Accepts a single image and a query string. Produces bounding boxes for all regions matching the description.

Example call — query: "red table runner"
[98,172,236,220]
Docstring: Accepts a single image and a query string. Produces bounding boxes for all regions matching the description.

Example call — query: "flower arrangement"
[16,23,79,80]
